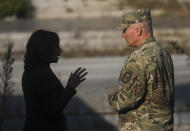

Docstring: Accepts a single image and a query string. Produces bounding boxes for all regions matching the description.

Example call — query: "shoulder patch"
[119,70,132,83]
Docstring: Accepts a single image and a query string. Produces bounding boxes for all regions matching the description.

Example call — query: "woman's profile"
[22,29,87,131]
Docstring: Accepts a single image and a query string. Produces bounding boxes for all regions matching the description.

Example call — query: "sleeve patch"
[122,72,131,83]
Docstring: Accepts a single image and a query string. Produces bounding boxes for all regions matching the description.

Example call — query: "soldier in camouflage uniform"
[108,9,174,131]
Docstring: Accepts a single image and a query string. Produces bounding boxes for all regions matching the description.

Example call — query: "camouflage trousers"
[119,122,173,131]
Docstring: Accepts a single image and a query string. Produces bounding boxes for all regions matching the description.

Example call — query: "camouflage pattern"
[108,37,175,131]
[118,8,152,30]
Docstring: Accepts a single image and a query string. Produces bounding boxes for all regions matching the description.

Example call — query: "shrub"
[0,42,15,131]
[0,0,33,19]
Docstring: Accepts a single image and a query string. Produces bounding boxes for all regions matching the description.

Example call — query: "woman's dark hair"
[24,29,59,70]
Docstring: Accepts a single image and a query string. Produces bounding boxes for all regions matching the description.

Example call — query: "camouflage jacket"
[108,37,175,131]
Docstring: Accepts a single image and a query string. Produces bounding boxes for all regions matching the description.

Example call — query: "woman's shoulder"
[37,65,52,75]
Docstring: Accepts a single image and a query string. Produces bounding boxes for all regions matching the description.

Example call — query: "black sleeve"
[38,69,76,118]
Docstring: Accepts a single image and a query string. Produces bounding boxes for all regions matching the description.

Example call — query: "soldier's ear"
[136,26,142,36]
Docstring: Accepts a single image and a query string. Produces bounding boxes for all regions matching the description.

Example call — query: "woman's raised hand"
[67,67,88,88]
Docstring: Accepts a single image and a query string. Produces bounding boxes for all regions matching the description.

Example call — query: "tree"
[0,43,15,131]
[0,0,33,18]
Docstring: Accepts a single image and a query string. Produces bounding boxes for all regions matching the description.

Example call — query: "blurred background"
[0,0,190,131]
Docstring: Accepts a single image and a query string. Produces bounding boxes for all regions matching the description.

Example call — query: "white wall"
[32,0,127,19]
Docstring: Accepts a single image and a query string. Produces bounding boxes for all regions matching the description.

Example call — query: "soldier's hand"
[67,67,88,89]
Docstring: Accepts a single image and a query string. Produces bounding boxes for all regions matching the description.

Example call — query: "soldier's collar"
[143,36,155,44]
[137,36,156,49]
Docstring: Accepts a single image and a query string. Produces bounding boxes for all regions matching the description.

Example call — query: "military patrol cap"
[118,8,151,30]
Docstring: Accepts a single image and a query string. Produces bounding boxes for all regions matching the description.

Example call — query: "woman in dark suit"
[22,29,87,131]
